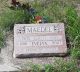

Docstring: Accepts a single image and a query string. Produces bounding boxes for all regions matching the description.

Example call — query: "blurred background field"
[0,0,80,72]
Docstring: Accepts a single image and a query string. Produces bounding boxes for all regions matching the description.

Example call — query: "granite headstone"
[13,23,67,58]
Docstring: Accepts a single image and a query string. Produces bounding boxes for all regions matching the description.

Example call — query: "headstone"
[13,23,67,58]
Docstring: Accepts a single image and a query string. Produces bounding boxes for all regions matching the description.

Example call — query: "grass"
[22,59,80,72]
[0,1,32,48]
[66,6,80,58]
[0,0,80,71]
[53,59,79,72]
[0,8,30,30]
[0,28,5,48]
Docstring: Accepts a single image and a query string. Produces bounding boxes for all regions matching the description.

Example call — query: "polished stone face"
[13,23,67,58]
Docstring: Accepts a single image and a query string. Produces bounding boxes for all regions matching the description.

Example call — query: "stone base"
[14,53,67,58]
